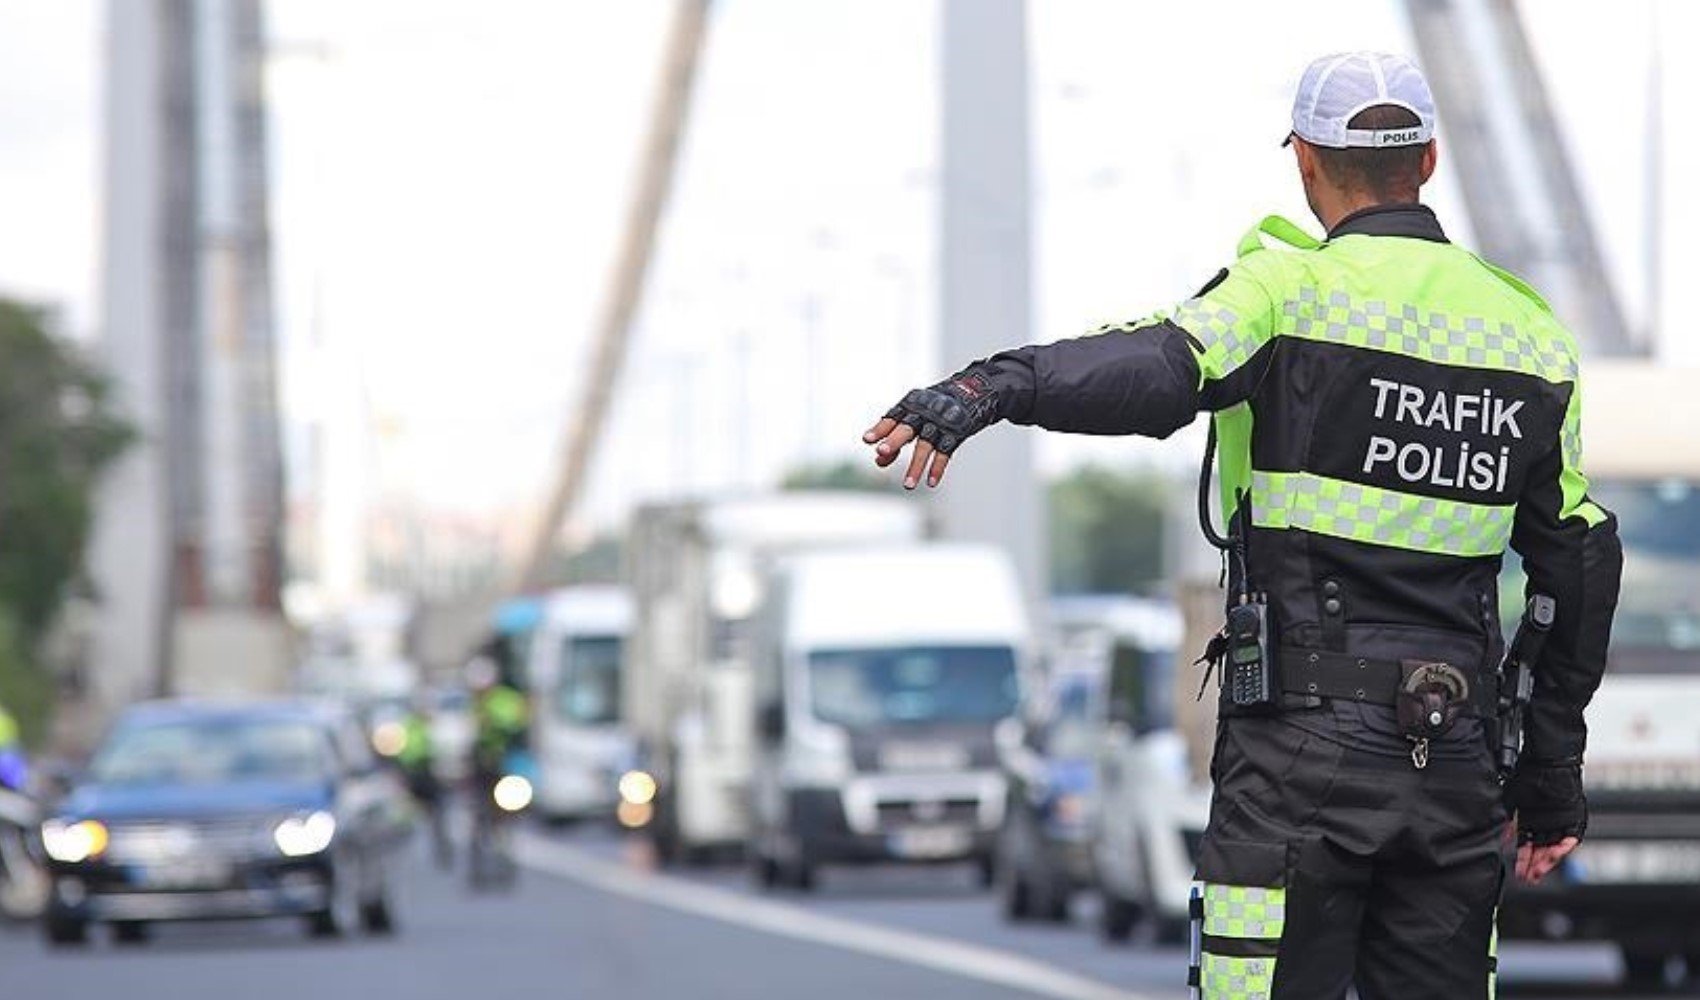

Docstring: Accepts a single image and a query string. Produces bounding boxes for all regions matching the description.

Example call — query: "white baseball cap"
[1286,51,1436,149]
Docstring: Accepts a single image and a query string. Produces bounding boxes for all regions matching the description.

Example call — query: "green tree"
[780,460,900,493]
[1048,465,1170,595]
[544,533,624,586]
[0,300,133,745]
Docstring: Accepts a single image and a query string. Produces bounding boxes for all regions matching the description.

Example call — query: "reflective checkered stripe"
[1556,385,1608,528]
[1195,884,1286,1000]
[1200,954,1277,1000]
[1276,285,1576,384]
[1202,884,1287,938]
[1174,299,1266,378]
[1250,470,1516,558]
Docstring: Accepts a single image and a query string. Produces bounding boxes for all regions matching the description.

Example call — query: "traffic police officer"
[863,52,1623,999]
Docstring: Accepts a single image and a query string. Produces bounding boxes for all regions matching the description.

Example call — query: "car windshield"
[554,635,623,725]
[807,646,1019,729]
[89,717,336,787]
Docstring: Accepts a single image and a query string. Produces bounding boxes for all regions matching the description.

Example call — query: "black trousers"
[1192,712,1509,1000]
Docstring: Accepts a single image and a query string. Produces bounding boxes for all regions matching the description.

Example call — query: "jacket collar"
[1327,203,1449,244]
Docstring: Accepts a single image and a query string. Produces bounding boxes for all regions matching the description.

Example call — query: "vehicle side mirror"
[1104,692,1134,728]
[994,716,1025,755]
[757,701,786,744]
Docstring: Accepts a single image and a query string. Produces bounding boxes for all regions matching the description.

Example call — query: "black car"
[39,699,411,945]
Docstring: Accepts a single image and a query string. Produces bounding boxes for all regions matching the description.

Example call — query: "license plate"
[890,827,971,859]
[1572,842,1700,884]
[131,859,232,889]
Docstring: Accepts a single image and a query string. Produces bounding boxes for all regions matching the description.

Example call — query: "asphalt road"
[0,822,1684,1000]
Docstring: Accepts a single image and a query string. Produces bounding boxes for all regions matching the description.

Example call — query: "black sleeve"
[1508,397,1624,766]
[973,321,1206,439]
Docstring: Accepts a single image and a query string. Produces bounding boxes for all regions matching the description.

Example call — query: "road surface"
[0,823,1673,1000]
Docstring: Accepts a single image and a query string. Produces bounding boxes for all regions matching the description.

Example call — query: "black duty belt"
[1278,648,1496,715]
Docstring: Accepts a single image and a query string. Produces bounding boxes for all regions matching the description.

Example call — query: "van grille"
[874,798,980,829]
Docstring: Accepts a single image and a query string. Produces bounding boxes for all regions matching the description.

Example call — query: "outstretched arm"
[863,263,1281,488]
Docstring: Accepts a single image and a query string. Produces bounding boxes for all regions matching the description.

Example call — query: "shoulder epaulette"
[1237,215,1323,258]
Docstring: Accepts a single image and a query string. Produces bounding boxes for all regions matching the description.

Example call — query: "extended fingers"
[902,439,934,489]
[1534,837,1579,881]
[863,416,898,444]
[926,449,951,488]
[872,423,916,467]
[1516,837,1579,884]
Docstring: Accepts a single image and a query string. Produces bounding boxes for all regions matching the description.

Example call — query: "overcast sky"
[2,1,1694,542]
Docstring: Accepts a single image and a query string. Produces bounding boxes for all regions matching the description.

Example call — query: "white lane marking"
[516,833,1161,1000]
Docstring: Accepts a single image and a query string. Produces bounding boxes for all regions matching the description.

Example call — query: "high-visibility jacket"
[473,685,527,770]
[397,713,433,773]
[973,204,1622,765]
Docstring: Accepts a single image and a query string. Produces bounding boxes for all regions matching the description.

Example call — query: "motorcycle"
[466,749,534,891]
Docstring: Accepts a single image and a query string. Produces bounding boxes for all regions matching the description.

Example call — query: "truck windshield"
[1593,479,1700,665]
[1503,478,1700,672]
[807,646,1019,728]
[554,635,623,725]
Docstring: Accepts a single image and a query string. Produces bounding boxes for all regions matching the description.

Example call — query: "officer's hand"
[1507,759,1587,846]
[1515,836,1579,885]
[862,369,1001,490]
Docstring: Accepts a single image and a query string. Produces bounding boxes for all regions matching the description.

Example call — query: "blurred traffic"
[1,1,1698,999]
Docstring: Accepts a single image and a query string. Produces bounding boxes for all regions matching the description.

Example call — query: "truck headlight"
[786,724,852,786]
[41,819,108,863]
[274,811,337,857]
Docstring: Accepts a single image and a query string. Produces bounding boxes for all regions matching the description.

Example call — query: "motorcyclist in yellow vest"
[468,662,527,779]
[863,52,1621,1000]
[396,695,449,869]
[464,656,528,885]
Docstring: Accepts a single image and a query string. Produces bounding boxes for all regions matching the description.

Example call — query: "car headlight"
[371,721,407,758]
[493,775,533,812]
[617,770,657,806]
[41,819,108,863]
[274,811,337,857]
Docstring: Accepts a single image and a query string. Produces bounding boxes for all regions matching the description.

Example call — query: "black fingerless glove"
[883,367,1003,455]
[1507,759,1587,845]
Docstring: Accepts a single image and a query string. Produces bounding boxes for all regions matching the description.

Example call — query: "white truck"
[525,586,634,825]
[746,544,1030,890]
[623,493,927,864]
[1497,362,1700,987]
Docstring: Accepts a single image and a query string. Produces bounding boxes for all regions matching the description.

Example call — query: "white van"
[624,494,928,863]
[747,544,1030,889]
[526,586,634,824]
